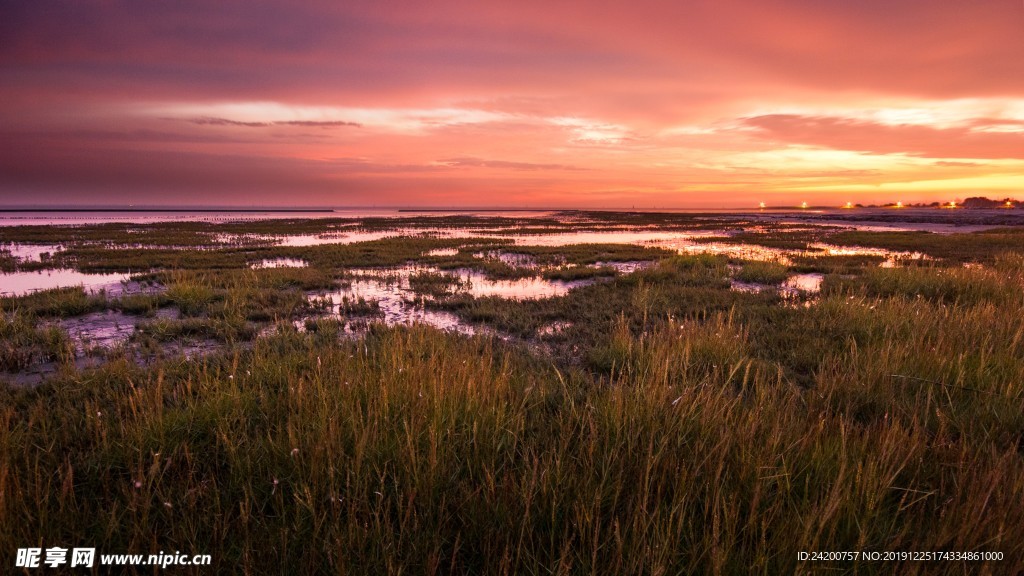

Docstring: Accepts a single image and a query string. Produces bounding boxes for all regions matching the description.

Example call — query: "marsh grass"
[2,218,1024,573]
[789,253,887,274]
[110,293,171,316]
[733,261,791,284]
[826,228,1024,262]
[134,316,256,343]
[1,314,1020,573]
[408,271,468,298]
[300,317,347,336]
[427,244,665,281]
[821,256,1021,306]
[0,312,73,371]
[453,258,536,280]
[693,231,822,250]
[541,265,618,282]
[0,223,223,247]
[17,236,511,273]
[165,278,217,316]
[505,243,673,266]
[289,237,510,270]
[0,248,16,272]
[435,255,749,344]
[337,296,382,316]
[0,286,108,318]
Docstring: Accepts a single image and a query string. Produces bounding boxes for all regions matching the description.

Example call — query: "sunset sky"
[2,1,1024,208]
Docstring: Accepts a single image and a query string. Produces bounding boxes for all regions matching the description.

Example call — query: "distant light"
[759,202,766,209]
[1007,201,1014,207]
[949,201,957,208]
[844,201,853,209]
[801,201,808,209]
[895,201,903,208]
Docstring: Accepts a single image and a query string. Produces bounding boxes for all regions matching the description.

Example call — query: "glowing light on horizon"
[801,201,808,209]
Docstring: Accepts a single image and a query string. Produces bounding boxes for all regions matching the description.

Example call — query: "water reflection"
[0,269,130,296]
[310,265,590,335]
[731,273,823,297]
[783,273,824,293]
[810,243,927,264]
[313,276,474,336]
[504,230,718,246]
[2,243,64,262]
[260,227,920,267]
[473,251,538,267]
[425,247,460,257]
[275,230,398,246]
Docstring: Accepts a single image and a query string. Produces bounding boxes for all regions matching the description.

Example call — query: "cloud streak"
[186,117,361,128]
[438,157,585,171]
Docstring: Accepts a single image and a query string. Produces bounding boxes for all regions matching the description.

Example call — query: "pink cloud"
[743,114,1024,159]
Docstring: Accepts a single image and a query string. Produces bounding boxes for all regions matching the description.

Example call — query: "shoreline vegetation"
[2,210,1023,573]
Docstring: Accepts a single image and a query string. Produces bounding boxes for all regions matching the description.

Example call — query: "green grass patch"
[0,286,108,318]
[2,320,1021,572]
[734,261,791,284]
[821,263,1015,306]
[541,265,618,281]
[826,228,1024,263]
[0,313,73,372]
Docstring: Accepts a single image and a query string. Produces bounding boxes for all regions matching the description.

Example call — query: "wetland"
[2,208,1023,573]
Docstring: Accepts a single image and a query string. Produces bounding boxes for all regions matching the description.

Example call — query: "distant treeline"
[873,196,1019,209]
[960,197,1020,208]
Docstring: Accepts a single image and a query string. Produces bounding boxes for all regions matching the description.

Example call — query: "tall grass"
[0,286,108,318]
[0,313,73,371]
[733,261,790,284]
[541,265,618,282]
[165,277,217,316]
[0,249,16,272]
[408,271,468,297]
[827,229,1024,262]
[822,255,1022,305]
[2,294,1021,572]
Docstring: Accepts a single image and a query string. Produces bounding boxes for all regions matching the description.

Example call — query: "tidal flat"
[1,210,1023,573]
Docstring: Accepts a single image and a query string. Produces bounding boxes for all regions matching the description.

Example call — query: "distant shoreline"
[2,207,1022,231]
[397,209,553,213]
[0,208,334,213]
[747,208,1024,228]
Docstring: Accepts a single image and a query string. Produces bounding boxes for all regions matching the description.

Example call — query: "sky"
[2,0,1024,208]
